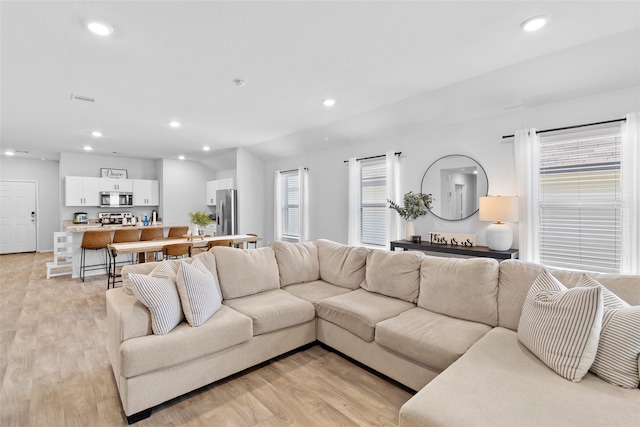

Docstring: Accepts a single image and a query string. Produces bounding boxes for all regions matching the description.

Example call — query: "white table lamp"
[479,196,519,251]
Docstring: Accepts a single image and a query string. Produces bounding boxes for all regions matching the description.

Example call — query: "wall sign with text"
[100,168,128,179]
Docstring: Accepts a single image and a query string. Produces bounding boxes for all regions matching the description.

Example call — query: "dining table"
[107,234,262,257]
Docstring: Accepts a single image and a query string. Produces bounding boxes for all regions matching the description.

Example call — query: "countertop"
[64,222,191,233]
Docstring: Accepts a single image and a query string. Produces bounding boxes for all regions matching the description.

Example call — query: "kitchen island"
[64,223,188,279]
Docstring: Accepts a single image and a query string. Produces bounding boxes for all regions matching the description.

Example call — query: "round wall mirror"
[420,154,488,221]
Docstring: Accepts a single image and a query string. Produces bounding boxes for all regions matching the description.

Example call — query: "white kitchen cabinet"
[206,178,235,205]
[133,179,159,206]
[99,178,133,192]
[65,176,100,206]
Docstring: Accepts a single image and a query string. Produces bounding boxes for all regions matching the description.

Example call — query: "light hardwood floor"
[0,252,413,426]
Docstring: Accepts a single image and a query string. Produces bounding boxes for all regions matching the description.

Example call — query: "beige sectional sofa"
[106,239,640,425]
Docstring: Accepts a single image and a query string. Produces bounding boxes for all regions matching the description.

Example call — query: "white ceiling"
[2,1,639,162]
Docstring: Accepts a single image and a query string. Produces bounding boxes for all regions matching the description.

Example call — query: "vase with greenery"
[188,211,211,235]
[388,192,433,241]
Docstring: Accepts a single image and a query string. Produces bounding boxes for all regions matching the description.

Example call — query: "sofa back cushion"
[212,246,280,300]
[272,241,320,286]
[317,239,368,289]
[361,250,423,303]
[418,256,499,326]
[498,259,640,331]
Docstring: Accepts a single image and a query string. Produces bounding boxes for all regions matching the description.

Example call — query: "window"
[347,152,400,249]
[538,130,622,273]
[360,158,388,247]
[281,170,300,241]
[274,168,308,242]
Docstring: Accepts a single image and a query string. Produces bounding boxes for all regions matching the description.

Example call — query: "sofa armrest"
[106,288,152,378]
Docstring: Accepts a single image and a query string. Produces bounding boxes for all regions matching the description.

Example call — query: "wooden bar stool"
[162,243,192,260]
[80,229,111,282]
[168,226,189,238]
[139,227,165,262]
[108,228,140,289]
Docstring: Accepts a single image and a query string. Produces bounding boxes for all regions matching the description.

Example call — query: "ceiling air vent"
[70,93,95,103]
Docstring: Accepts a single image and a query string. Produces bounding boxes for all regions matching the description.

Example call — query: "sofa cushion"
[272,240,320,286]
[361,250,423,303]
[497,260,640,331]
[283,280,352,307]
[176,258,222,327]
[212,246,280,299]
[316,239,368,289]
[128,261,182,335]
[223,289,315,336]
[418,256,499,326]
[376,307,492,372]
[120,305,253,377]
[399,327,640,427]
[578,274,640,389]
[518,270,603,382]
[316,289,415,342]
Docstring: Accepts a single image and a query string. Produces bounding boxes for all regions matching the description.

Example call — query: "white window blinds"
[538,130,622,273]
[281,170,300,240]
[360,158,387,247]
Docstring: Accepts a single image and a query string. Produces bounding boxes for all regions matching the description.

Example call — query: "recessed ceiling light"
[203,146,210,151]
[323,99,336,107]
[5,150,15,156]
[178,155,185,160]
[84,146,93,151]
[169,121,181,128]
[521,16,547,32]
[91,131,103,137]
[85,20,114,36]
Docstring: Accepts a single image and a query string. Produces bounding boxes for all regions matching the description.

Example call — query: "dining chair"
[207,239,233,250]
[246,233,258,248]
[139,227,165,262]
[163,243,192,260]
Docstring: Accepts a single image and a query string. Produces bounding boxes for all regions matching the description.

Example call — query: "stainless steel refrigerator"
[216,189,237,236]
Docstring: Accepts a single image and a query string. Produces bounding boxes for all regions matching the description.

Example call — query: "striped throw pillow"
[518,269,604,382]
[578,274,640,389]
[176,258,222,327]
[129,266,182,335]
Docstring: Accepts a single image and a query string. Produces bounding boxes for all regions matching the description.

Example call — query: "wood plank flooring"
[0,252,413,426]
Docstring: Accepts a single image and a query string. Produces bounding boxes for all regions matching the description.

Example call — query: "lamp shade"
[479,196,519,223]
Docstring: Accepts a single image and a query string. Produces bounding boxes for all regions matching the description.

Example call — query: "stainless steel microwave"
[100,191,133,207]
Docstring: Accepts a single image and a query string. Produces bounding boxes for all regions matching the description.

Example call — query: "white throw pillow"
[176,258,222,327]
[129,260,182,335]
[518,269,604,382]
[577,274,640,389]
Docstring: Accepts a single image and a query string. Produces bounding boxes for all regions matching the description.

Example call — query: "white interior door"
[0,181,37,254]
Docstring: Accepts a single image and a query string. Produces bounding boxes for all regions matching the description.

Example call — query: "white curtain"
[386,151,401,245]
[621,111,640,274]
[347,158,360,245]
[298,167,309,242]
[273,170,283,242]
[513,128,540,263]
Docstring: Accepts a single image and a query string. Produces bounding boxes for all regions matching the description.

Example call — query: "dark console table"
[390,240,519,261]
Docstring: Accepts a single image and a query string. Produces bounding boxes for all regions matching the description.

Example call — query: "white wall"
[0,157,60,251]
[262,85,640,248]
[236,148,265,240]
[160,158,217,225]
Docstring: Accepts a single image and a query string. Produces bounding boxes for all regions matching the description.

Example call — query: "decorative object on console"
[429,232,476,247]
[479,196,519,251]
[388,192,433,241]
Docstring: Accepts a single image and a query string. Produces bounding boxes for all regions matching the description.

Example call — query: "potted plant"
[388,192,433,241]
[188,211,211,236]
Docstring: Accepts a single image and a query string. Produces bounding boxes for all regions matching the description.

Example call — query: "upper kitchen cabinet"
[99,178,133,192]
[206,178,235,205]
[65,176,100,206]
[133,179,159,206]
